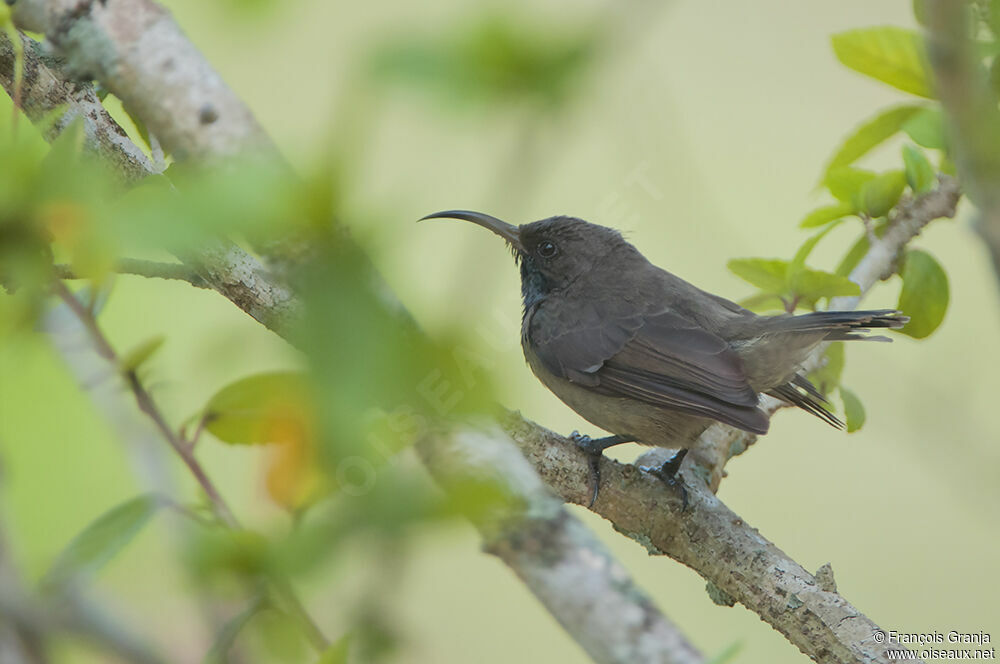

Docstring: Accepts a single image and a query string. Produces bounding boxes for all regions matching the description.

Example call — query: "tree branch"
[2,4,963,662]
[48,279,330,653]
[0,29,154,182]
[9,0,277,163]
[419,427,704,664]
[2,5,702,661]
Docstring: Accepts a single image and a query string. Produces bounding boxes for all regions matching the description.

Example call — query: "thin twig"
[49,279,330,652]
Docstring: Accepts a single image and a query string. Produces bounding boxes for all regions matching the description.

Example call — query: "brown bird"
[422,210,907,505]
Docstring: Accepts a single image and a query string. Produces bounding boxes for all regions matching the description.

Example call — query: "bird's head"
[420,210,634,306]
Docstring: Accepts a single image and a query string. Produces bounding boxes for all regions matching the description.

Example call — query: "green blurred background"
[1,0,998,662]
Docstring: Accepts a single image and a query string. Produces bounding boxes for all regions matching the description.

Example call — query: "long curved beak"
[419,210,523,252]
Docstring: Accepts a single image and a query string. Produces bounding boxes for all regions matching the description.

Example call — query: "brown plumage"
[422,211,906,500]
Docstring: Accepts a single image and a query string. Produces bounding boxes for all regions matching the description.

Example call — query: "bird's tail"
[766,309,909,341]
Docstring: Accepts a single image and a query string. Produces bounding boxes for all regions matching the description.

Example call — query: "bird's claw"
[640,448,690,511]
[570,431,603,508]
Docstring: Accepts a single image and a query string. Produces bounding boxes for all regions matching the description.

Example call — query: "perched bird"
[422,210,907,505]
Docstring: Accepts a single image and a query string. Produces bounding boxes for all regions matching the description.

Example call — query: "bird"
[421,210,907,506]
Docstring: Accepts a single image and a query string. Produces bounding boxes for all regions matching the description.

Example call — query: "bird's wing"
[530,304,768,433]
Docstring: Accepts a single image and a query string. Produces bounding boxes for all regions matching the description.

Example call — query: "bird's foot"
[568,432,634,508]
[640,448,690,511]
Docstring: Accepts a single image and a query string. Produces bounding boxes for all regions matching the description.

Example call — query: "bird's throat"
[519,261,550,312]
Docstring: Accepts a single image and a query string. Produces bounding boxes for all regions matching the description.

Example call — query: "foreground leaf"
[897,249,949,338]
[902,107,946,150]
[902,144,936,194]
[727,258,788,293]
[832,27,933,98]
[858,170,906,218]
[202,372,312,445]
[791,268,861,303]
[822,105,925,178]
[839,387,866,433]
[824,167,877,203]
[809,342,845,395]
[799,202,855,229]
[119,335,165,372]
[45,495,161,587]
[315,633,353,664]
[204,596,267,664]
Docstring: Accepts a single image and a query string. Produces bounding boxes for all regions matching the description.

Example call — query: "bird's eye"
[537,241,558,258]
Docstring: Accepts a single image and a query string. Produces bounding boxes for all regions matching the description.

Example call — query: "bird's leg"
[641,448,689,510]
[568,432,635,508]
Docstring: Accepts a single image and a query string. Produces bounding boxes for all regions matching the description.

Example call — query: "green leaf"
[201,372,311,445]
[792,268,861,302]
[737,292,786,313]
[799,202,855,229]
[902,107,946,150]
[823,105,925,178]
[45,495,161,587]
[119,335,165,372]
[315,634,353,664]
[858,170,906,217]
[839,387,866,433]
[902,144,936,194]
[727,258,788,293]
[831,27,934,98]
[707,641,744,664]
[368,17,599,110]
[790,223,842,275]
[835,233,870,278]
[989,0,1000,39]
[809,342,845,395]
[203,597,267,664]
[824,167,876,203]
[897,249,949,338]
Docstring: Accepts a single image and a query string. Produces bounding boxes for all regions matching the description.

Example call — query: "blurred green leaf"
[835,217,889,278]
[119,335,165,372]
[45,494,161,588]
[809,342,845,395]
[902,107,946,150]
[186,529,272,581]
[252,608,308,663]
[822,105,925,178]
[315,633,352,664]
[858,170,906,217]
[707,641,744,664]
[839,386,866,433]
[202,372,311,446]
[897,249,949,338]
[368,15,599,110]
[799,202,855,228]
[790,223,842,276]
[835,233,870,277]
[902,144,936,194]
[988,0,1000,38]
[824,167,876,203]
[831,27,934,98]
[792,268,861,303]
[203,596,267,664]
[737,292,786,313]
[727,258,788,293]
